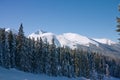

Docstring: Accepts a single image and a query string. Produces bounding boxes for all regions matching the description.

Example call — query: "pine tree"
[56,47,62,76]
[4,31,11,69]
[0,28,4,66]
[30,38,36,73]
[0,29,2,66]
[62,47,71,77]
[35,37,43,73]
[90,52,97,80]
[49,38,57,76]
[80,51,86,77]
[22,38,31,72]
[84,52,90,78]
[66,48,72,78]
[73,49,79,77]
[25,38,33,72]
[7,30,15,68]
[78,50,83,77]
[116,5,120,41]
[0,28,6,67]
[43,40,49,74]
[60,47,66,76]
[16,23,26,70]
[44,41,50,75]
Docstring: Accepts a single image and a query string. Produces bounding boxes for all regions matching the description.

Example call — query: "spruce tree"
[0,28,6,67]
[73,49,79,77]
[60,47,66,76]
[30,38,36,73]
[7,30,15,68]
[49,38,57,76]
[78,50,83,77]
[0,29,3,66]
[84,52,90,78]
[25,38,33,72]
[16,23,26,70]
[116,5,120,41]
[43,40,49,74]
[35,37,43,73]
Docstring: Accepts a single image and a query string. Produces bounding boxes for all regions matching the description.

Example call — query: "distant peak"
[5,28,18,34]
[34,29,47,35]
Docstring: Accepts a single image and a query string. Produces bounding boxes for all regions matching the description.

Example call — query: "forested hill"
[0,24,120,79]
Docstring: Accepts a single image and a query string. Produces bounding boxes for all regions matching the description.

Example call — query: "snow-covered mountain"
[28,30,120,58]
[28,30,117,48]
[29,30,99,48]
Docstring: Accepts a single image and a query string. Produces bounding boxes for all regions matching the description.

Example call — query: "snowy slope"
[0,67,89,80]
[0,67,119,80]
[93,38,116,45]
[57,33,99,47]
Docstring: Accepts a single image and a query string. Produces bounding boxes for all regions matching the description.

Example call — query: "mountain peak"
[34,29,47,35]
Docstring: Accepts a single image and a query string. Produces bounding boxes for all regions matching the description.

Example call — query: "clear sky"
[0,0,120,42]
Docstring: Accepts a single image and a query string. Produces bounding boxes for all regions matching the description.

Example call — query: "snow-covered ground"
[0,67,87,80]
[0,67,119,80]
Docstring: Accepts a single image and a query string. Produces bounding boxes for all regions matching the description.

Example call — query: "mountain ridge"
[28,30,120,58]
[5,28,120,58]
[28,30,117,48]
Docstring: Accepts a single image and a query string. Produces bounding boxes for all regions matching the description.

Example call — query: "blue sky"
[0,0,120,42]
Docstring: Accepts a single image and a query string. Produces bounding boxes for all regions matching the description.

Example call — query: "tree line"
[0,24,120,79]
